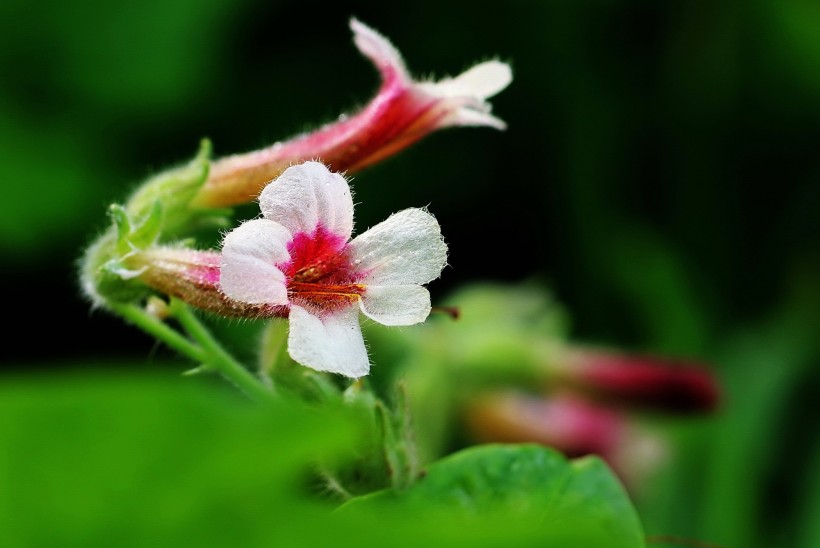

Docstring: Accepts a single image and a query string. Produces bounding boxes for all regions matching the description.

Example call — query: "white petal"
[350,18,410,83]
[360,285,431,326]
[437,61,513,100]
[259,161,354,240]
[288,305,370,378]
[220,219,290,304]
[451,107,508,130]
[349,208,447,286]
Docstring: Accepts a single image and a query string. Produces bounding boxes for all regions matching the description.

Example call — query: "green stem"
[303,371,342,403]
[258,321,342,401]
[110,301,206,362]
[169,298,274,402]
[258,319,289,382]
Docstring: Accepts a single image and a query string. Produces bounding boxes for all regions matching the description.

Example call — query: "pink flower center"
[281,225,364,312]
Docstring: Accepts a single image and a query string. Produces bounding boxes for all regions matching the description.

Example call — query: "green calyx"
[79,139,228,308]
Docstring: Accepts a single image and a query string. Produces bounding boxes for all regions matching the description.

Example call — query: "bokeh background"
[2,1,818,546]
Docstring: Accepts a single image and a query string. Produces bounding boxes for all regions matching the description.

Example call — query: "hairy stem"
[169,298,274,402]
[110,301,206,362]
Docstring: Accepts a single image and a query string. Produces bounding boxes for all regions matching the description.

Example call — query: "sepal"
[125,139,229,239]
[109,201,163,256]
[90,256,152,304]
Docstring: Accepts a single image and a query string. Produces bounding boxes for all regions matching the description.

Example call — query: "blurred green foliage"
[0,371,357,546]
[1,1,818,547]
[364,278,819,547]
[0,371,644,547]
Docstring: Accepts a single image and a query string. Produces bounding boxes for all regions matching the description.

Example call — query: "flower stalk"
[167,298,275,402]
[109,297,274,402]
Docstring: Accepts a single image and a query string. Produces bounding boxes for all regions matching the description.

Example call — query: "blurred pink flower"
[466,391,625,458]
[549,348,720,413]
[464,391,667,489]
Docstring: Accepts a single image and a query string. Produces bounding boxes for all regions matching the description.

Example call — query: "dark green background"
[3,0,817,363]
[1,1,818,546]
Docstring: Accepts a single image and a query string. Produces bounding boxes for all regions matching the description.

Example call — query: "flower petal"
[288,305,370,378]
[360,285,431,326]
[220,218,291,304]
[350,17,410,85]
[349,208,447,286]
[432,60,513,100]
[449,107,508,130]
[417,61,512,130]
[259,161,354,240]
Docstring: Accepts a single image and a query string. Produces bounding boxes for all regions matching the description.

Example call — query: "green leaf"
[340,443,646,547]
[0,371,646,547]
[0,369,362,547]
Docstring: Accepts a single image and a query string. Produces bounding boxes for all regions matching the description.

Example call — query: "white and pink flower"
[218,161,448,378]
[194,18,512,207]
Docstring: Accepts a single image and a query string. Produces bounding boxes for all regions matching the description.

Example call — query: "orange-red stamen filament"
[289,282,365,302]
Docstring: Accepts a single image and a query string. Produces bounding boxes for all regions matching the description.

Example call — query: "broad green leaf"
[340,443,646,547]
